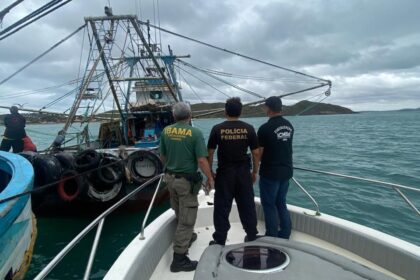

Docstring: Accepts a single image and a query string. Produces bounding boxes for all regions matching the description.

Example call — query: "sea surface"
[1,111,419,279]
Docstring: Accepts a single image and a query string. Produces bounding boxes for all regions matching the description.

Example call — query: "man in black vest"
[1,106,26,153]
[208,97,259,245]
[258,96,294,239]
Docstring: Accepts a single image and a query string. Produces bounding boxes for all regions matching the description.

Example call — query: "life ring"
[74,149,101,172]
[87,168,122,202]
[94,154,124,185]
[32,155,62,192]
[127,150,162,185]
[54,152,75,170]
[57,170,84,202]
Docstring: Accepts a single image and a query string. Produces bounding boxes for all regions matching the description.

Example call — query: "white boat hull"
[105,193,420,280]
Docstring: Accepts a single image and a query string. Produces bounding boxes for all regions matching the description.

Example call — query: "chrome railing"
[291,177,321,216]
[294,166,420,216]
[34,174,163,280]
[139,175,163,240]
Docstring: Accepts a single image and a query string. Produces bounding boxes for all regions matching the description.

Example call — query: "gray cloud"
[1,0,420,113]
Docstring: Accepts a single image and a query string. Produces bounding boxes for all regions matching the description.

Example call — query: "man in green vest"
[160,102,214,272]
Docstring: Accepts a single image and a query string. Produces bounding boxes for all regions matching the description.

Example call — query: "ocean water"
[1,111,419,279]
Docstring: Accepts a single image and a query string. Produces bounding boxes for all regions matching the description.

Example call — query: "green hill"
[191,100,354,118]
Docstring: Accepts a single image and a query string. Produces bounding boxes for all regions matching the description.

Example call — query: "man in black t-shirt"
[257,96,294,239]
[1,106,26,153]
[207,97,259,245]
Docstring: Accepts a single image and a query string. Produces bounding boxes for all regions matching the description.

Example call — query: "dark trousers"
[259,176,291,239]
[0,138,23,153]
[213,164,258,245]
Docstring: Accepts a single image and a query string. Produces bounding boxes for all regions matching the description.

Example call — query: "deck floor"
[149,220,401,280]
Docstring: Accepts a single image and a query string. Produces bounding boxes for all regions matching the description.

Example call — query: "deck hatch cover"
[225,245,289,272]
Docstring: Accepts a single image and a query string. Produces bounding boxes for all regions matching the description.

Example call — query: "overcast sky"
[1,0,420,112]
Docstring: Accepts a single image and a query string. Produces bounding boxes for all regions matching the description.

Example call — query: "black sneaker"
[209,240,225,246]
[170,253,198,272]
[189,232,198,248]
[244,235,264,242]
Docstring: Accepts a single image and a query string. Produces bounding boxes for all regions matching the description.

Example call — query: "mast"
[129,17,178,102]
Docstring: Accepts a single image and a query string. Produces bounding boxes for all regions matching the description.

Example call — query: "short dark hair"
[10,106,19,114]
[264,96,282,112]
[225,97,242,117]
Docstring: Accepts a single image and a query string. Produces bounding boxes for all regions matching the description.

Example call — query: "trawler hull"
[22,147,169,217]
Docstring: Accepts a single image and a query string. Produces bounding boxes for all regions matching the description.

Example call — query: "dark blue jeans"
[259,176,291,238]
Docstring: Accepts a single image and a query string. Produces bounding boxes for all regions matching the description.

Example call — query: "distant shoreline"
[3,101,417,125]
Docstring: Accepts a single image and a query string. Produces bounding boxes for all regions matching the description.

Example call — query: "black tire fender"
[74,149,101,172]
[57,170,85,202]
[95,154,124,185]
[32,154,62,192]
[19,151,38,164]
[54,152,76,170]
[127,150,163,185]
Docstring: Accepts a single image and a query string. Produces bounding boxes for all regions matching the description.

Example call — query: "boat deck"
[150,207,402,280]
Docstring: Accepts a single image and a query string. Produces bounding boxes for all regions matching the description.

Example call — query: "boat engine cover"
[194,237,395,280]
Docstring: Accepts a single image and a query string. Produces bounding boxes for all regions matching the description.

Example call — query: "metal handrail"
[294,166,420,216]
[140,175,163,240]
[34,174,163,280]
[291,177,321,216]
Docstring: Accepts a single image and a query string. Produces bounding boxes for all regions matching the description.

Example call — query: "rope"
[0,156,127,205]
[0,24,86,86]
[137,19,331,84]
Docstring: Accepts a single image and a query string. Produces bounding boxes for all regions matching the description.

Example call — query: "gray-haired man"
[160,102,214,272]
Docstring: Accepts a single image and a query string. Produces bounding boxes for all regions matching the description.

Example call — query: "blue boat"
[0,151,37,280]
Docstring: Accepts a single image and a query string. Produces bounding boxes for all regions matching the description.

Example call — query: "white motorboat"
[34,169,420,280]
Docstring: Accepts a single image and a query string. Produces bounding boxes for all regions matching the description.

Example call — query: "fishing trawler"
[0,151,37,280]
[8,12,191,215]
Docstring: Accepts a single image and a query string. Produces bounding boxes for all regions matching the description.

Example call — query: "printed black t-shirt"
[257,115,294,180]
[207,120,258,169]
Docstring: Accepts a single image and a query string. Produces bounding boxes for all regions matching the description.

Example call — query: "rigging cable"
[192,83,330,119]
[295,94,330,116]
[179,72,204,103]
[0,24,86,87]
[0,0,25,25]
[0,0,73,41]
[178,59,264,99]
[175,64,231,98]
[137,20,331,84]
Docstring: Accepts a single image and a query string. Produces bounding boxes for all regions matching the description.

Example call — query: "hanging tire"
[32,155,62,193]
[94,154,124,185]
[19,151,38,164]
[57,170,84,202]
[87,168,122,202]
[55,152,75,170]
[127,150,162,185]
[74,149,101,172]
